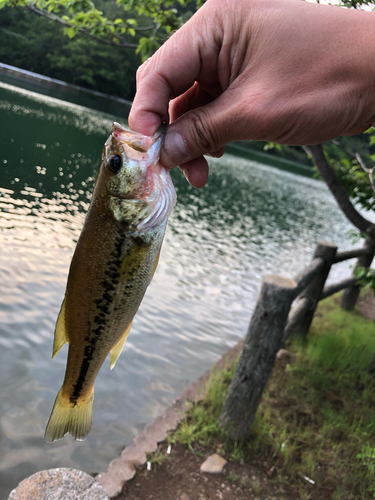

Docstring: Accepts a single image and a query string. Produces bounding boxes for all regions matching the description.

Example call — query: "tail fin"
[44,387,94,443]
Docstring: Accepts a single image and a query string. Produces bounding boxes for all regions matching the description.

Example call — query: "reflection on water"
[0,81,364,498]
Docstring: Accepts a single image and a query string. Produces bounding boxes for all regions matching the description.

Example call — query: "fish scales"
[45,123,176,442]
[63,219,165,404]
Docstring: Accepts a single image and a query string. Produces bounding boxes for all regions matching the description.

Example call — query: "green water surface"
[0,80,365,499]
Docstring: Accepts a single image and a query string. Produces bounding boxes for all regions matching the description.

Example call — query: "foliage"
[339,0,375,7]
[322,132,375,211]
[171,296,375,498]
[357,445,375,475]
[346,229,367,245]
[355,266,375,293]
[0,0,204,60]
[243,140,313,166]
[146,447,170,467]
[1,0,375,217]
[172,363,236,450]
[0,6,140,98]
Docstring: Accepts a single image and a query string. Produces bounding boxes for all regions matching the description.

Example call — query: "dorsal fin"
[109,321,133,370]
[52,298,68,358]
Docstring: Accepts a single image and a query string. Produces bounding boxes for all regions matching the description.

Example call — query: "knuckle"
[136,58,151,82]
[135,66,144,83]
[189,111,219,153]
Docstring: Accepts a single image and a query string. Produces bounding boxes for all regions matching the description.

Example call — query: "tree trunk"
[218,275,297,441]
[283,241,337,340]
[304,144,375,240]
[341,236,375,310]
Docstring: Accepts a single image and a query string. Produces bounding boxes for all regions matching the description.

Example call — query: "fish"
[44,122,176,443]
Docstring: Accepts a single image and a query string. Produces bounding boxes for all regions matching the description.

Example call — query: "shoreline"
[0,63,312,176]
[96,338,244,498]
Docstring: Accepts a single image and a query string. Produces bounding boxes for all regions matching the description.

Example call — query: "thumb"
[160,97,239,168]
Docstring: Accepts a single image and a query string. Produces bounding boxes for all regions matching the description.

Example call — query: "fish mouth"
[112,122,164,157]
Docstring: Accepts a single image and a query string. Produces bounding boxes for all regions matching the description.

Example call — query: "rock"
[240,473,252,487]
[8,468,109,500]
[180,494,190,500]
[97,458,136,497]
[266,465,276,478]
[200,454,227,474]
[276,349,293,360]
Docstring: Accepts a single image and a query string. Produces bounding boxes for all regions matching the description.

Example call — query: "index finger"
[128,8,218,136]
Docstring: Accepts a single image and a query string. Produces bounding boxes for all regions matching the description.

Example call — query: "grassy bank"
[167,296,375,499]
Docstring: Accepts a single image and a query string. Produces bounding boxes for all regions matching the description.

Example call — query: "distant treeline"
[2,3,374,172]
[0,4,141,100]
[0,2,312,166]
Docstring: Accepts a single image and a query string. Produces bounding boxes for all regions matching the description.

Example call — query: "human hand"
[129,0,375,188]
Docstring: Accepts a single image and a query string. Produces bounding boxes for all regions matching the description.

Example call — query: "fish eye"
[107,154,122,174]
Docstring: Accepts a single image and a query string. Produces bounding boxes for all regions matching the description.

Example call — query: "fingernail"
[162,131,190,167]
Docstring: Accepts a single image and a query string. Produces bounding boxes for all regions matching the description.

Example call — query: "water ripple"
[0,81,369,499]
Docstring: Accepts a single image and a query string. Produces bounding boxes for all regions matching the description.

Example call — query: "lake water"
[0,80,366,498]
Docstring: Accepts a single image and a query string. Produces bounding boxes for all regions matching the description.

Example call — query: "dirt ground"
[114,294,374,500]
[116,441,299,500]
[357,292,375,320]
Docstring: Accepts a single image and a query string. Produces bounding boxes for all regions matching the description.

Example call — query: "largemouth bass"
[45,123,176,443]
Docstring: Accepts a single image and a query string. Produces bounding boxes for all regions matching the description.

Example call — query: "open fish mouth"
[113,121,164,160]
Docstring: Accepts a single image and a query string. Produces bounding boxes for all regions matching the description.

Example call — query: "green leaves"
[316,133,375,212]
[65,26,75,37]
[346,229,367,245]
[2,0,201,56]
[136,35,159,61]
[354,266,375,293]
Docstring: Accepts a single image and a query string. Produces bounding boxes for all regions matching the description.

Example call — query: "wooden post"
[218,275,297,441]
[284,241,337,339]
[341,236,375,310]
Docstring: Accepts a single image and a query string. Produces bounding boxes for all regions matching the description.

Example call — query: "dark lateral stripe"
[70,231,126,404]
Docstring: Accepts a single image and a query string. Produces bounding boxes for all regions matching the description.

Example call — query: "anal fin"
[52,298,68,358]
[110,321,133,370]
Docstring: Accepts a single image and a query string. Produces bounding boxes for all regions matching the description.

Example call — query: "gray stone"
[97,459,135,498]
[200,454,227,474]
[8,468,109,500]
[120,443,147,465]
[276,348,293,360]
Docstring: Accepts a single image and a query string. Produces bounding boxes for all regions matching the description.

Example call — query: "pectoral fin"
[52,299,68,358]
[110,321,133,370]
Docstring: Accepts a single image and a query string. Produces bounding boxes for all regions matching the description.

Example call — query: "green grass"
[169,295,375,499]
[147,448,170,467]
[172,363,236,450]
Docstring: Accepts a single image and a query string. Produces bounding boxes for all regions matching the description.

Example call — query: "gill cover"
[103,123,176,233]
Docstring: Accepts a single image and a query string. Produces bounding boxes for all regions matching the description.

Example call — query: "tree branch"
[26,4,139,49]
[355,153,375,195]
[304,144,375,239]
[331,138,375,197]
